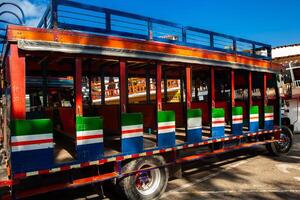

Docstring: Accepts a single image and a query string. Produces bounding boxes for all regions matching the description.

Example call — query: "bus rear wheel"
[118,156,169,200]
[266,126,293,156]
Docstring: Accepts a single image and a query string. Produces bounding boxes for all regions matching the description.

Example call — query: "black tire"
[118,156,169,200]
[266,126,293,156]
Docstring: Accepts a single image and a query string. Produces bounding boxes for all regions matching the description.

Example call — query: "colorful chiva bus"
[0,0,293,199]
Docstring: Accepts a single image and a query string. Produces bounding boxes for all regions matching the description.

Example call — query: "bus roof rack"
[38,0,272,60]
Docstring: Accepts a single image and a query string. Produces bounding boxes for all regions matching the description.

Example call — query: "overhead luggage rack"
[38,0,272,60]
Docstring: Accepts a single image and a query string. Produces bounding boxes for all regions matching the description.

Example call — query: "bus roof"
[2,0,281,72]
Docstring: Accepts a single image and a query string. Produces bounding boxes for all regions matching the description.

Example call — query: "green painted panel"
[187,109,202,118]
[264,106,274,114]
[158,111,175,122]
[250,106,259,114]
[232,106,243,115]
[121,113,143,126]
[76,116,103,131]
[11,119,52,136]
[212,108,224,118]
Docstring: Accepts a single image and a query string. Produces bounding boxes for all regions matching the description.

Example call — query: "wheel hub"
[135,165,161,196]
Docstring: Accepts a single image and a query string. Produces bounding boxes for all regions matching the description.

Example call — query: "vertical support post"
[75,58,83,116]
[231,69,235,107]
[105,12,111,33]
[156,63,162,111]
[186,65,191,109]
[119,58,127,113]
[233,39,237,53]
[51,0,58,28]
[248,71,259,132]
[263,73,267,106]
[182,28,187,43]
[164,71,168,103]
[148,20,153,40]
[9,44,26,119]
[146,65,151,104]
[248,71,252,106]
[210,67,215,108]
[101,70,105,105]
[42,63,48,108]
[88,75,92,105]
[210,33,214,48]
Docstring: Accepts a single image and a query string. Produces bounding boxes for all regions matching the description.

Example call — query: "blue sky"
[3,0,300,47]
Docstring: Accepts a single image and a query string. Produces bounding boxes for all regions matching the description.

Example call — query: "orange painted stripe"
[6,25,273,69]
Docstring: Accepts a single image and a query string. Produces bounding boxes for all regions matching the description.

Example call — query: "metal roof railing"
[0,2,26,61]
[37,0,272,60]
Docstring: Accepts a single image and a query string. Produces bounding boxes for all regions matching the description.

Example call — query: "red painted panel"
[162,103,185,127]
[186,65,191,109]
[156,63,162,111]
[127,104,156,130]
[263,73,267,106]
[9,44,26,119]
[231,70,235,107]
[211,67,215,108]
[235,101,248,121]
[215,101,230,122]
[95,105,120,135]
[249,71,253,106]
[119,59,127,113]
[75,58,83,116]
[58,108,75,138]
[191,102,209,124]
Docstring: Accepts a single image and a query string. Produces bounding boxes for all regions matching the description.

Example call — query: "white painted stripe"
[212,123,225,127]
[121,132,143,139]
[212,117,225,122]
[77,138,103,145]
[12,142,53,152]
[158,128,175,134]
[232,115,243,120]
[188,126,202,130]
[50,168,60,173]
[265,113,274,117]
[158,121,175,127]
[265,117,274,121]
[27,171,39,176]
[11,133,52,142]
[188,117,202,128]
[77,130,103,137]
[232,120,243,124]
[250,114,259,117]
[122,124,143,131]
[71,164,81,169]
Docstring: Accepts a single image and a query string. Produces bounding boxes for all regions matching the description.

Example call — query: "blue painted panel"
[11,148,53,173]
[121,137,143,154]
[232,123,243,135]
[157,132,176,148]
[249,122,259,132]
[264,120,274,130]
[187,128,202,143]
[77,143,104,161]
[211,126,225,138]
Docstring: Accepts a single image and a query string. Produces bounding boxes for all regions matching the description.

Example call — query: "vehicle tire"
[266,126,293,156]
[118,156,169,200]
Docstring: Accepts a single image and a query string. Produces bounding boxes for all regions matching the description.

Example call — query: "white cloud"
[0,0,47,27]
